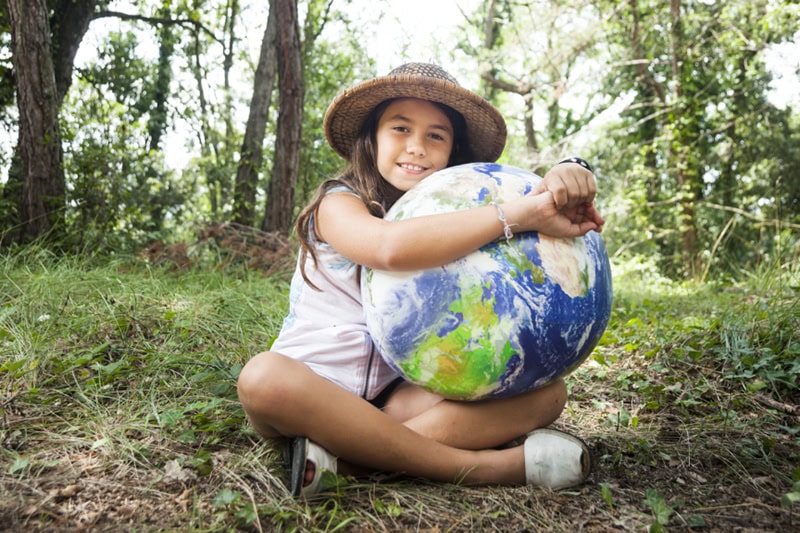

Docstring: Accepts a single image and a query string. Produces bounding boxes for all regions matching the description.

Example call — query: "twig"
[754,394,800,416]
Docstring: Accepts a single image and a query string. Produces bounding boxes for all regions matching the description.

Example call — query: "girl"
[237,63,605,497]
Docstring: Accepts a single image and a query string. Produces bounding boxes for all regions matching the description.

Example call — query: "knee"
[383,382,444,423]
[543,378,568,419]
[522,378,568,426]
[550,378,568,405]
[237,351,296,414]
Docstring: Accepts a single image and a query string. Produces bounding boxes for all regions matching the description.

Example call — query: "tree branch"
[92,10,223,46]
[480,71,536,96]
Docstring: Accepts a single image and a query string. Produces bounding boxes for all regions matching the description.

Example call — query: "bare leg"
[237,351,541,485]
[384,379,567,450]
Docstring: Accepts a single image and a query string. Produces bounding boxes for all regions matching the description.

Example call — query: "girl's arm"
[316,163,604,272]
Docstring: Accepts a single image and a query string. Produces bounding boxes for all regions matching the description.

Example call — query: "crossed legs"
[237,351,568,486]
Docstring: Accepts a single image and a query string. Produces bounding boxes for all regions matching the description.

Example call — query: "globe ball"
[362,163,613,400]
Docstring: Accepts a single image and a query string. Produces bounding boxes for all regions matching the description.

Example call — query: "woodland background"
[2,0,798,279]
[1,0,800,531]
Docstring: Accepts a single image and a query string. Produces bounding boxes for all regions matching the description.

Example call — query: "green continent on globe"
[398,280,519,399]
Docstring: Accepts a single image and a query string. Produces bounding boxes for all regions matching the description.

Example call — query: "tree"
[180,0,242,219]
[52,0,98,106]
[595,0,800,277]
[294,0,365,209]
[146,3,175,152]
[465,0,605,171]
[664,0,702,273]
[0,0,369,247]
[262,0,304,234]
[6,0,65,243]
[2,0,97,245]
[232,4,277,226]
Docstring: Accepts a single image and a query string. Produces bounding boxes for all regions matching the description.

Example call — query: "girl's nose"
[406,135,426,156]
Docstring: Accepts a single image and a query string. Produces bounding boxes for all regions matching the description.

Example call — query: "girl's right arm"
[315,165,603,272]
[316,192,508,271]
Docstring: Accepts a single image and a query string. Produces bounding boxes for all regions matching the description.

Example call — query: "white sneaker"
[524,428,592,489]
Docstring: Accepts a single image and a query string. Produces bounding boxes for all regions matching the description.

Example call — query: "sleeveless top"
[269,186,398,400]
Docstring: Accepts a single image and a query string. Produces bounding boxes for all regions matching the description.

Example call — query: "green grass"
[1,248,799,531]
[1,249,292,530]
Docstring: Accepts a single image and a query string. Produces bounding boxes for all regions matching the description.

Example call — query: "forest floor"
[1,242,798,531]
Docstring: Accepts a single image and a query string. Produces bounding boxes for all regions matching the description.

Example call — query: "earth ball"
[362,163,613,400]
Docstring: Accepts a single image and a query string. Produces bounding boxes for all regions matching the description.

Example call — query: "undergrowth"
[1,249,798,531]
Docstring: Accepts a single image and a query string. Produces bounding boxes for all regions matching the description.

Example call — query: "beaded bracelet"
[491,201,516,241]
[558,156,594,173]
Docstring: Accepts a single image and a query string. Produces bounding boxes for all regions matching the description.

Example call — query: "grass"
[1,247,799,531]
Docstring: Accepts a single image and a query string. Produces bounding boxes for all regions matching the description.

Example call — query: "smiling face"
[374,98,454,192]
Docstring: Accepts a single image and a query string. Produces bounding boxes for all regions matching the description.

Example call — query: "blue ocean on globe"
[362,163,613,400]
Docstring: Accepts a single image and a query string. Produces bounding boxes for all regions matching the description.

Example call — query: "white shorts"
[270,322,400,401]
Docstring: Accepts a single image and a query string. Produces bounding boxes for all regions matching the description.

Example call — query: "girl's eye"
[393,126,409,133]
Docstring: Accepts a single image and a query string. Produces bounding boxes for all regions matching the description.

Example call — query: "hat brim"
[324,74,507,163]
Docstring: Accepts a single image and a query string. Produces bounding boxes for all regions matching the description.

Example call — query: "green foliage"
[593,0,800,279]
[644,488,673,532]
[599,482,614,510]
[57,28,194,252]
[448,0,800,282]
[590,255,800,412]
[295,3,374,210]
[783,480,800,509]
[60,117,190,252]
[0,248,286,439]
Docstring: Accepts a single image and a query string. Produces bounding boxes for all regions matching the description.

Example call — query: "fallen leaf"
[60,484,82,498]
[163,459,196,484]
[117,504,136,516]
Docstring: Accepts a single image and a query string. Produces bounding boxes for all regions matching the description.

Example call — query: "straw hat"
[323,63,507,163]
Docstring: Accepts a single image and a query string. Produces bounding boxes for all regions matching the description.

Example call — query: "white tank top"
[270,187,398,400]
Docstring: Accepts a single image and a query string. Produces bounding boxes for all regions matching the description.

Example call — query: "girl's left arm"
[316,168,603,272]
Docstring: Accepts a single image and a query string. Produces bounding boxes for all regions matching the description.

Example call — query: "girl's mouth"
[398,162,427,172]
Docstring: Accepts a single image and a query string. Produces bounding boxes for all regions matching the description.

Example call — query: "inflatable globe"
[362,163,613,400]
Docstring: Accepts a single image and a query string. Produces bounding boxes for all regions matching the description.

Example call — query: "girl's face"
[374,98,454,191]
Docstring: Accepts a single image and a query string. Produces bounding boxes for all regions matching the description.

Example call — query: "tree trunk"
[480,0,500,101]
[668,0,699,274]
[262,0,304,234]
[188,27,222,217]
[2,0,95,245]
[147,4,174,152]
[7,0,65,242]
[523,95,541,170]
[219,0,240,209]
[52,0,97,106]
[628,0,663,201]
[232,5,278,226]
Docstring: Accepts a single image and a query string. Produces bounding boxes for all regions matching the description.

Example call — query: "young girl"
[237,63,605,497]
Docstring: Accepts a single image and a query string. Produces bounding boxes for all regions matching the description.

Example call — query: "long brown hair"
[296,99,474,288]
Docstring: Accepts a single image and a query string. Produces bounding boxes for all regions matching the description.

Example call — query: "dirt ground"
[2,383,797,532]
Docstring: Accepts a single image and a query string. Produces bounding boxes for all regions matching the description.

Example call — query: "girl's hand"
[525,193,604,237]
[506,163,605,238]
[535,162,597,210]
